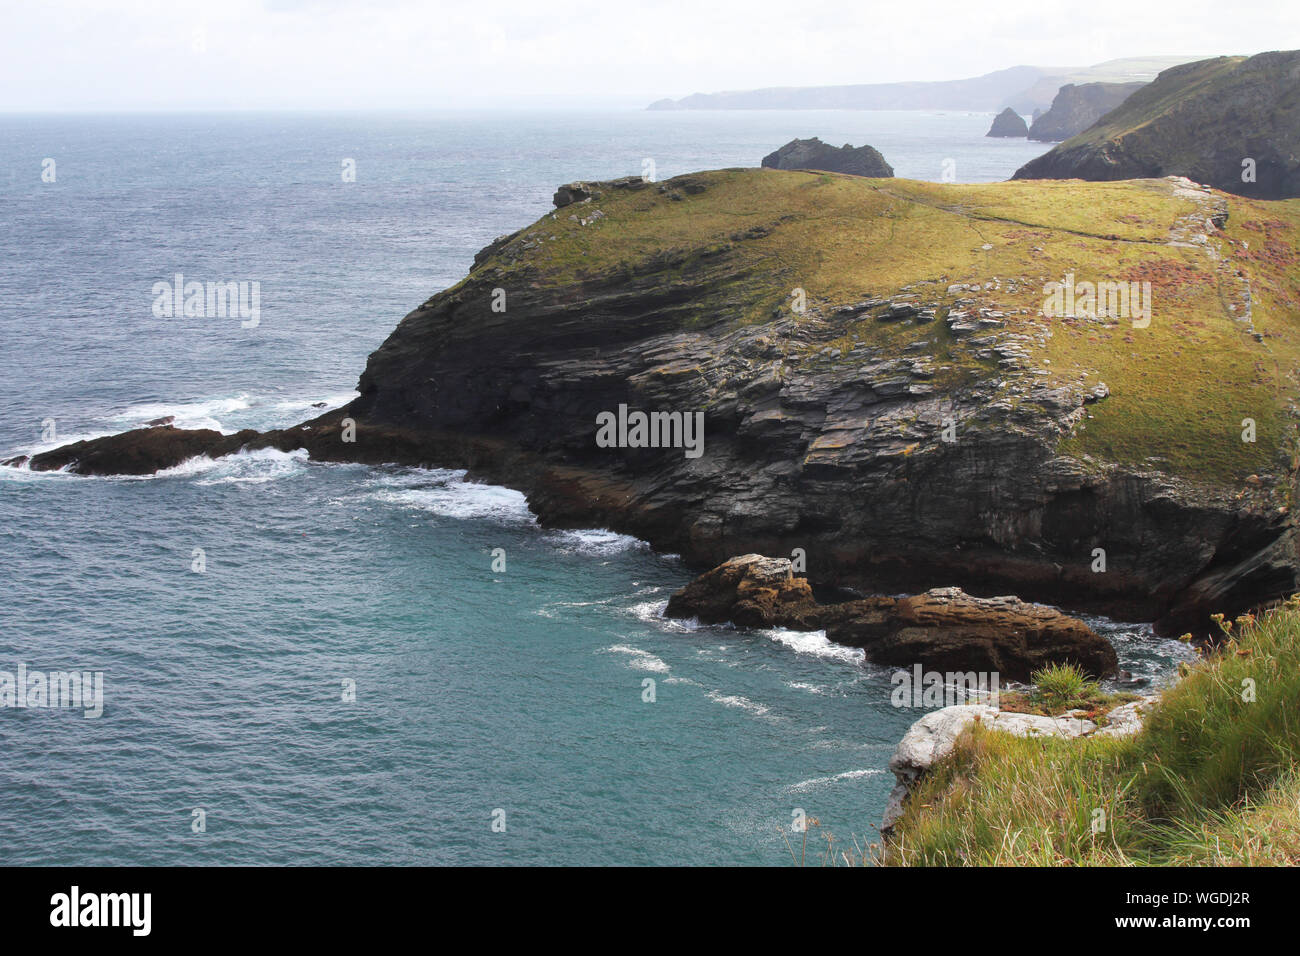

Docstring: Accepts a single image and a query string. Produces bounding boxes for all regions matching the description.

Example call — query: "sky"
[1,0,1297,111]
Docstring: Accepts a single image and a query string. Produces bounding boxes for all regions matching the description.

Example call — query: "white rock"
[1094,697,1156,738]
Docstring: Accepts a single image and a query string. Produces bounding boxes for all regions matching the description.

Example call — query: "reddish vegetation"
[1121,259,1213,304]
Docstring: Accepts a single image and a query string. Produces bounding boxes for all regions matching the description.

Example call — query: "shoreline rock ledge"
[664,554,1118,682]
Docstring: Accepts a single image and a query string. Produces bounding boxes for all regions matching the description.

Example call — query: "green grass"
[993,662,1137,720]
[1033,661,1091,708]
[877,598,1300,865]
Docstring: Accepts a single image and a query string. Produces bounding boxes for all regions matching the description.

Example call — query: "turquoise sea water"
[0,110,1192,864]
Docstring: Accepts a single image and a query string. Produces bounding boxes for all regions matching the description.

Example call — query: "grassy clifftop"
[469,168,1300,484]
[880,598,1300,865]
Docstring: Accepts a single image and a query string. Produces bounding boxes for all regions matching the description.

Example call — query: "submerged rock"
[760,137,894,177]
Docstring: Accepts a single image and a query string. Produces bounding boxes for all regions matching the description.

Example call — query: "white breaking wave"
[265,391,359,421]
[1,444,313,484]
[602,644,670,674]
[144,446,311,484]
[628,599,703,632]
[535,595,621,619]
[0,460,77,482]
[705,691,771,716]
[111,395,253,434]
[786,769,884,793]
[195,447,310,485]
[547,527,648,555]
[785,681,826,695]
[762,628,865,665]
[369,469,536,524]
[111,390,358,434]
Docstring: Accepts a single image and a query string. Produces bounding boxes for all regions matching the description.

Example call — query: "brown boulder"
[665,557,1118,681]
[828,587,1118,681]
[664,554,823,628]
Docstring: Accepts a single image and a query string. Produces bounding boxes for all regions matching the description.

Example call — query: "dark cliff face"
[19,169,1300,637]
[987,108,1029,138]
[760,138,894,177]
[1015,52,1300,199]
[1027,81,1146,141]
[352,277,1294,635]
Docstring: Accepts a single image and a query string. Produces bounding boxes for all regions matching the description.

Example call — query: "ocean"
[0,109,1194,865]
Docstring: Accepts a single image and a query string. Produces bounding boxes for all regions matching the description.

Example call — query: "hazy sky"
[2,0,1297,110]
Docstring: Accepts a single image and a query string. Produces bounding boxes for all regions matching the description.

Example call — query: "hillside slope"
[1027,81,1146,141]
[1015,52,1300,198]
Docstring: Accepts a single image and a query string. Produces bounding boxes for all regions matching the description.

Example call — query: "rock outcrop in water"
[1016,52,1300,198]
[664,554,1118,681]
[760,138,893,177]
[986,108,1028,138]
[14,168,1300,639]
[1026,81,1145,141]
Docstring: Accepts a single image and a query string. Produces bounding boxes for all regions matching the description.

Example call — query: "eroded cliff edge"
[16,169,1300,635]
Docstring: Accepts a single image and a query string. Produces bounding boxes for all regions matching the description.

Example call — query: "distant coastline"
[647,56,1200,113]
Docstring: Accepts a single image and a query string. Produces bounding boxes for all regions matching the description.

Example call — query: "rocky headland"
[11,168,1300,640]
[1016,51,1300,198]
[1026,81,1146,142]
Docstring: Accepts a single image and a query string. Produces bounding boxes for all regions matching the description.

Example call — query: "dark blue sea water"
[0,110,1192,865]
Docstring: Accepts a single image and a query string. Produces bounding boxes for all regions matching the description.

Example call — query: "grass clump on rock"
[995,662,1136,719]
